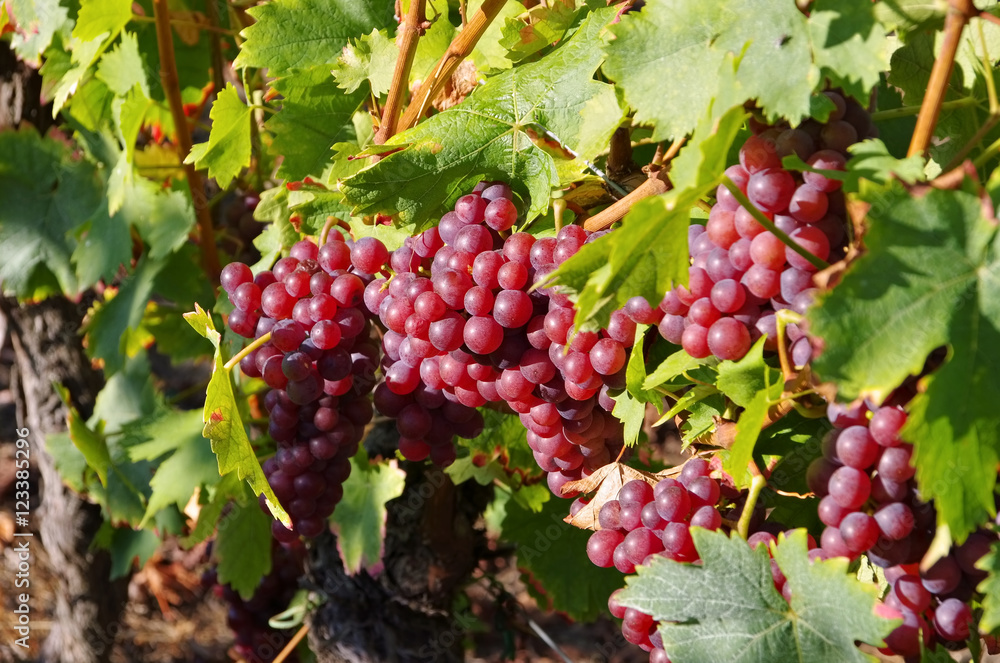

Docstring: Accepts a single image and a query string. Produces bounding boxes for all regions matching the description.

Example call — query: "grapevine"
[4,1,1000,662]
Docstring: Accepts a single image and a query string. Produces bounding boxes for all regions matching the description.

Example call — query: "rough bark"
[306,431,492,663]
[0,296,129,663]
[0,41,54,132]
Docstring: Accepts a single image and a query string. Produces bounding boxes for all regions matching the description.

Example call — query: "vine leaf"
[808,184,1000,541]
[126,410,220,527]
[562,462,658,531]
[72,0,131,43]
[603,0,886,140]
[977,541,1000,633]
[331,29,398,96]
[266,68,366,181]
[7,0,70,62]
[183,304,292,528]
[186,83,252,189]
[618,529,894,663]
[329,448,405,575]
[0,130,108,298]
[233,0,395,77]
[502,490,624,621]
[340,7,621,229]
[499,0,578,63]
[96,31,150,97]
[215,479,273,600]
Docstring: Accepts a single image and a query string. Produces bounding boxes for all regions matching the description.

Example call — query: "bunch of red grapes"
[805,400,996,658]
[221,235,378,541]
[587,461,724,663]
[358,181,657,495]
[204,541,304,663]
[645,91,873,363]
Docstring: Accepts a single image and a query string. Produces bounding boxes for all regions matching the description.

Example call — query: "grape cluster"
[205,541,304,663]
[587,462,724,662]
[361,181,634,494]
[649,91,873,363]
[221,235,378,541]
[805,400,996,657]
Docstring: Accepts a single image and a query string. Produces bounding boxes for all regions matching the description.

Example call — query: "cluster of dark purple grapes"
[221,235,378,541]
[804,400,996,658]
[635,91,873,363]
[359,181,642,495]
[587,461,723,662]
[204,541,304,663]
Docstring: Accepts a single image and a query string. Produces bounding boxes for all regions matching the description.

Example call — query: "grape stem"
[152,0,221,284]
[869,96,977,122]
[398,0,509,131]
[907,0,977,158]
[720,177,829,271]
[272,623,310,663]
[774,308,803,381]
[374,0,427,145]
[737,472,767,540]
[582,168,671,231]
[224,332,272,372]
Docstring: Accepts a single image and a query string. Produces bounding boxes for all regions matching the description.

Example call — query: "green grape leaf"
[807,0,888,101]
[72,0,131,42]
[137,413,219,526]
[603,0,885,140]
[46,432,90,493]
[549,105,744,330]
[716,343,784,479]
[7,0,71,61]
[501,492,623,621]
[619,529,894,663]
[67,78,116,132]
[84,255,165,375]
[809,184,1000,541]
[62,396,112,487]
[715,338,778,409]
[643,349,711,391]
[341,8,620,229]
[96,31,150,97]
[468,0,527,72]
[329,448,406,575]
[185,83,252,189]
[460,407,539,480]
[286,187,356,234]
[106,527,160,579]
[215,479,273,600]
[874,0,945,33]
[49,35,108,114]
[887,31,983,170]
[500,0,578,63]
[184,304,292,527]
[181,470,243,548]
[331,29,398,95]
[0,130,107,298]
[71,200,131,290]
[234,0,395,77]
[121,178,196,260]
[91,353,159,433]
[266,68,366,181]
[977,541,1000,633]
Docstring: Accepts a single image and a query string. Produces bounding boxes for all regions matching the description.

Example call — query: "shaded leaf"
[329,448,406,574]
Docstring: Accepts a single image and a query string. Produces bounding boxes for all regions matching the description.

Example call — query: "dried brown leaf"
[562,462,658,531]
